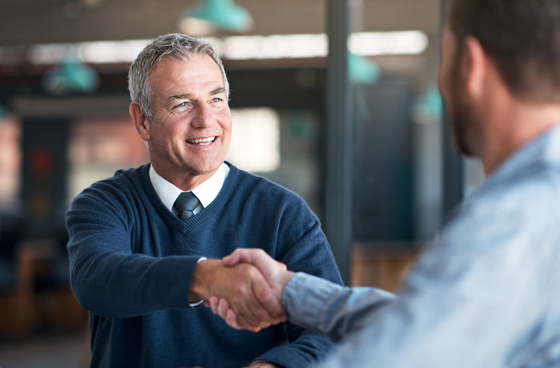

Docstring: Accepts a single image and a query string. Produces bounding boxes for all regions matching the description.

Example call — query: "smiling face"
[139,54,232,189]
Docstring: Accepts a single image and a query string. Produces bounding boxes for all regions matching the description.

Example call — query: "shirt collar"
[149,163,230,212]
[486,125,560,187]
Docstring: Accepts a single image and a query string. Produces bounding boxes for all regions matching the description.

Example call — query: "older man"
[212,0,560,367]
[66,34,342,368]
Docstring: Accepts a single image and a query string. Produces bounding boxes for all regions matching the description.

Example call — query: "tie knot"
[173,192,200,220]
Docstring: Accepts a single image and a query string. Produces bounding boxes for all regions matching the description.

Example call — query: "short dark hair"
[449,0,560,103]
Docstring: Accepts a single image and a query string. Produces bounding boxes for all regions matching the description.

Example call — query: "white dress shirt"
[149,162,230,306]
[149,162,230,214]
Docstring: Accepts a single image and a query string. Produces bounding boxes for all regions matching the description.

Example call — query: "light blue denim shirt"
[283,125,560,368]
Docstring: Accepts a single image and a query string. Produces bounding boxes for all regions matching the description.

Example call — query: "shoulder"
[225,163,318,228]
[466,163,560,220]
[408,165,560,301]
[439,164,560,254]
[71,164,150,209]
[228,162,308,206]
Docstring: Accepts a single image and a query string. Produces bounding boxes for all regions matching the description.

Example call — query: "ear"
[462,36,490,101]
[130,102,151,141]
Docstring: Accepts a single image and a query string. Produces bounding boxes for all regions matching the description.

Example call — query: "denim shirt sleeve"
[282,180,560,368]
[283,273,396,342]
[282,128,560,368]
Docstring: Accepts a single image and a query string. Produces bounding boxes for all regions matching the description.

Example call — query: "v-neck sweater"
[66,162,342,368]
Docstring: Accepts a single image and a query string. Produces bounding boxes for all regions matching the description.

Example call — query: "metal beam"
[325,0,353,285]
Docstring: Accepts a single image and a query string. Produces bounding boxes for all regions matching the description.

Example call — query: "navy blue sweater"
[66,163,342,368]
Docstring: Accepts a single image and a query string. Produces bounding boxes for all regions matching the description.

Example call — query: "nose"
[191,104,214,129]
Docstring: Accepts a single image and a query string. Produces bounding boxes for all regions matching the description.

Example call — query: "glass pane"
[228,107,322,218]
[67,116,149,203]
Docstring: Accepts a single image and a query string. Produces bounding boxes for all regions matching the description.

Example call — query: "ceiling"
[0,0,441,46]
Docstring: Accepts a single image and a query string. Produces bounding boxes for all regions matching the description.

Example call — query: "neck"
[151,162,218,191]
[478,98,560,175]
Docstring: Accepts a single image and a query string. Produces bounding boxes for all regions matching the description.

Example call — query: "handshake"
[190,249,295,332]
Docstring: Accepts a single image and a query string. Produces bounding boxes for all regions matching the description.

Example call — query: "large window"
[229,107,322,217]
[67,116,149,203]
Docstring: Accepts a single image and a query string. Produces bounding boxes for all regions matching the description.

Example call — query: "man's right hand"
[189,259,285,332]
[206,249,295,331]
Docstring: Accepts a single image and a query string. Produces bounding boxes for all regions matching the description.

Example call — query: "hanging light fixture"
[348,53,380,85]
[0,102,10,121]
[178,0,254,36]
[42,57,99,95]
[411,83,443,123]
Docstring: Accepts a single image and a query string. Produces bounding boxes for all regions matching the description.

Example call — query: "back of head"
[449,0,560,104]
[128,33,229,120]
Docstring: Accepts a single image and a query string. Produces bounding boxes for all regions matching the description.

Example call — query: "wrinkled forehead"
[148,54,226,100]
[148,52,226,88]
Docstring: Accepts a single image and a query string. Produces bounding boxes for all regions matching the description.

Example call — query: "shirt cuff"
[189,257,207,308]
[282,272,342,331]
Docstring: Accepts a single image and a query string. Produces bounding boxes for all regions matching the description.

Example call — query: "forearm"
[70,244,200,317]
[67,189,207,317]
[282,273,396,342]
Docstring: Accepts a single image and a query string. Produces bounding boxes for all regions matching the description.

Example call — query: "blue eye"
[174,102,189,110]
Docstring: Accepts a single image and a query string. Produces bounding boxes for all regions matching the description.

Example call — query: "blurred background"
[0,0,484,366]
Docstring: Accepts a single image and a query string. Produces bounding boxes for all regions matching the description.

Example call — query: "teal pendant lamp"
[42,57,99,95]
[0,102,9,122]
[178,0,254,35]
[412,83,443,122]
[423,84,443,120]
[0,104,10,125]
[349,53,380,85]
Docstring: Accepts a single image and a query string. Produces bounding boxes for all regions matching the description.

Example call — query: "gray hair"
[128,33,229,120]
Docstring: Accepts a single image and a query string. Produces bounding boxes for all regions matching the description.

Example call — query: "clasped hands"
[190,249,294,333]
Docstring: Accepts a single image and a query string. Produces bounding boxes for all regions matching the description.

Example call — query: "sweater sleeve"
[253,194,344,368]
[66,184,201,318]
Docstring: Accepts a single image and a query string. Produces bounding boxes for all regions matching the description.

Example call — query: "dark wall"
[353,75,415,242]
[21,117,69,240]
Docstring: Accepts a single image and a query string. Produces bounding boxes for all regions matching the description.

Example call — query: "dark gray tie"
[173,192,200,221]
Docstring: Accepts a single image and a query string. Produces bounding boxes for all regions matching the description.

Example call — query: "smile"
[186,137,217,145]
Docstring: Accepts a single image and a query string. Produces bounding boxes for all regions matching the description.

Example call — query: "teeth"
[187,137,216,145]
